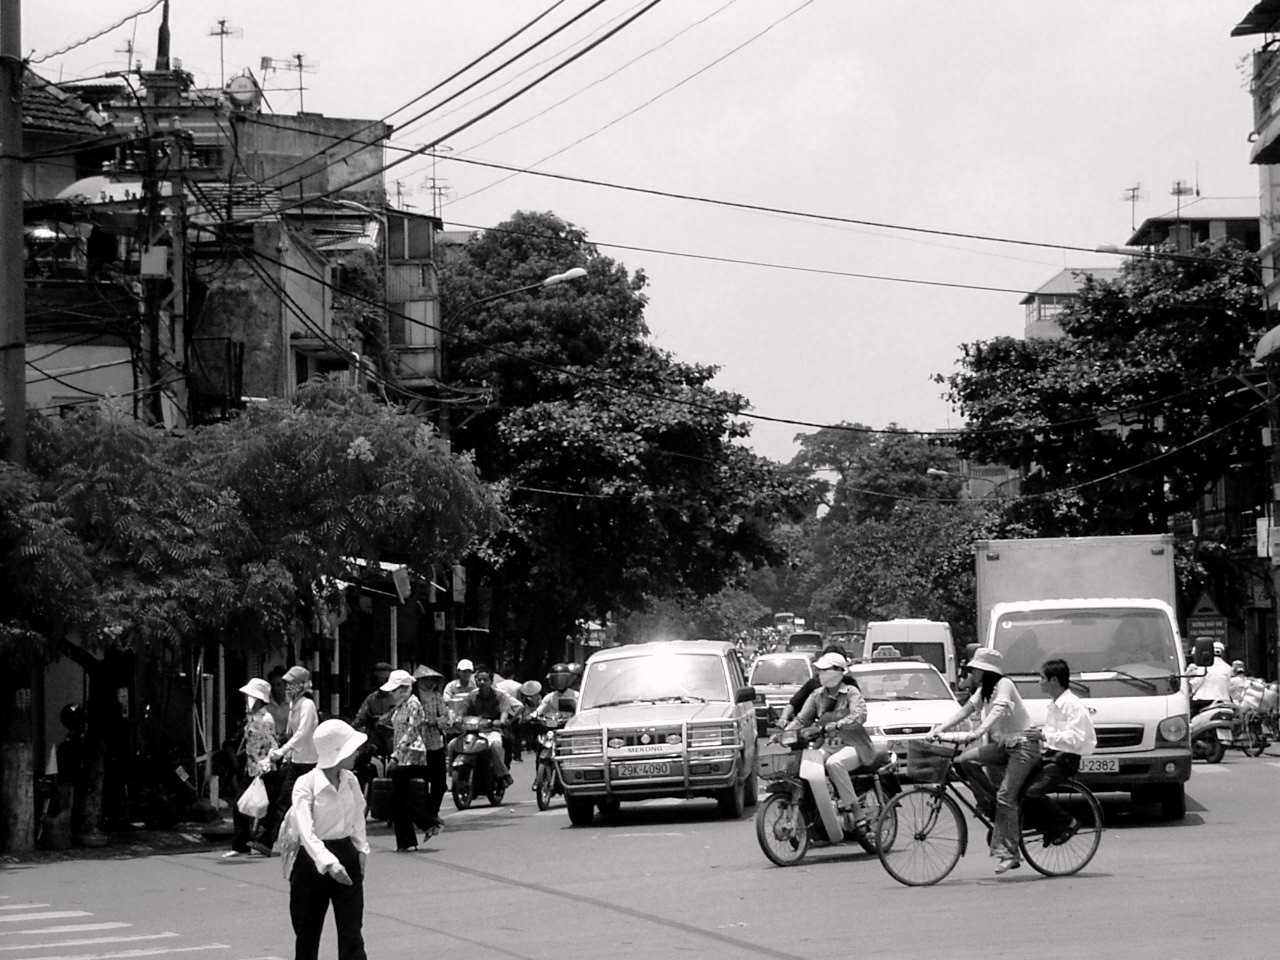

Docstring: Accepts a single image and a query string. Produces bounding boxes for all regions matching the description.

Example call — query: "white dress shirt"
[1044,688,1097,757]
[291,768,369,871]
[278,696,319,764]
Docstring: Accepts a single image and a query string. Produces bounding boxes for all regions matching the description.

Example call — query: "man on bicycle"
[1023,657,1096,846]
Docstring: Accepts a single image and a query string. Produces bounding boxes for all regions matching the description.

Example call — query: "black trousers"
[391,764,434,849]
[231,769,282,851]
[423,748,447,821]
[265,762,315,847]
[290,838,366,960]
[1022,750,1080,838]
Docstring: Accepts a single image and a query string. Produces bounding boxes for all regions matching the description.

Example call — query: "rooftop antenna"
[261,54,317,113]
[1171,179,1195,222]
[208,19,243,89]
[424,144,452,217]
[1120,183,1146,232]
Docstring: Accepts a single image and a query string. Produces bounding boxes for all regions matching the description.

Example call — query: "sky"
[22,1,1270,463]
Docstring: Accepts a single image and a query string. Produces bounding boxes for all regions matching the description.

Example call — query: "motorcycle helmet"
[548,663,572,692]
[60,703,87,731]
[567,662,584,689]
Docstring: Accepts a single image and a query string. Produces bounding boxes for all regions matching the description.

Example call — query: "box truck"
[974,534,1191,819]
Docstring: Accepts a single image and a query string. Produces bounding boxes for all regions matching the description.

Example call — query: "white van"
[863,619,957,688]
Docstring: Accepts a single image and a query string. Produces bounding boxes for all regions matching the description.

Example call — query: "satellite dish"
[226,74,260,110]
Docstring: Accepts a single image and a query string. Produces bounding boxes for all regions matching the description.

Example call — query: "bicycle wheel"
[1245,717,1268,758]
[857,781,898,855]
[1020,781,1102,877]
[877,786,966,887]
[755,793,810,867]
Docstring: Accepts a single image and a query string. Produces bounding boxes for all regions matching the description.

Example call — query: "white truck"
[974,534,1191,820]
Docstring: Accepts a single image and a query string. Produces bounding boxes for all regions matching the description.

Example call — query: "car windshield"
[580,653,730,709]
[750,659,811,685]
[853,668,952,702]
[869,642,946,675]
[992,608,1180,697]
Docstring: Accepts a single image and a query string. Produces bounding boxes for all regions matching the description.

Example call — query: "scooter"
[1190,700,1235,764]
[449,717,508,810]
[754,725,901,867]
[530,715,567,811]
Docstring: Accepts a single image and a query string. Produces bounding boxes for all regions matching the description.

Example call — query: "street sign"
[1186,615,1227,647]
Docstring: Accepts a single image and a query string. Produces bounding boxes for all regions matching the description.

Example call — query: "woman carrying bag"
[229,678,279,857]
[289,719,370,960]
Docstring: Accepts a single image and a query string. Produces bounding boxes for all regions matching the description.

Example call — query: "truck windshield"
[581,653,730,709]
[992,608,1179,697]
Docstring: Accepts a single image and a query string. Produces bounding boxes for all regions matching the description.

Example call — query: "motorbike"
[754,724,901,867]
[1190,700,1237,764]
[530,715,567,811]
[450,717,508,810]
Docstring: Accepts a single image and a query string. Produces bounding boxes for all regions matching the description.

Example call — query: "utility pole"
[0,0,34,856]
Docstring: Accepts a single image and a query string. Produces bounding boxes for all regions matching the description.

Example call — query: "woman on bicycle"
[930,647,1040,875]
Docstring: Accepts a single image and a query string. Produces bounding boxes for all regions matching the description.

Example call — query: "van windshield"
[869,642,947,675]
[992,608,1180,697]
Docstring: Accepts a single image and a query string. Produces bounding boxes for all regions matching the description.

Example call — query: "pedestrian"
[228,678,280,858]
[380,669,435,851]
[289,719,369,960]
[265,665,319,852]
[351,662,396,791]
[266,665,291,740]
[412,665,449,835]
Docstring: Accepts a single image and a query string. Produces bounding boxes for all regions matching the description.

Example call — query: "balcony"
[1249,46,1280,165]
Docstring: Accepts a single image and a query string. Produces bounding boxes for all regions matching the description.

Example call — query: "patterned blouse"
[243,709,278,777]
[417,688,450,752]
[391,695,428,766]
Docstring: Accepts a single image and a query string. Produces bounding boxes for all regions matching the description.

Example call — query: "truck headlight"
[1157,715,1188,743]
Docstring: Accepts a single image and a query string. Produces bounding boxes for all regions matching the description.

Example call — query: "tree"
[439,212,811,670]
[938,242,1268,536]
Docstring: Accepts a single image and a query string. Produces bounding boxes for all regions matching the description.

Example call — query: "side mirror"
[1191,638,1216,669]
[735,685,757,704]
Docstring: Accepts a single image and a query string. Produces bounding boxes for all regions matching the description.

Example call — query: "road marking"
[0,936,178,952]
[0,917,91,926]
[1,928,131,939]
[0,911,49,915]
[32,945,229,960]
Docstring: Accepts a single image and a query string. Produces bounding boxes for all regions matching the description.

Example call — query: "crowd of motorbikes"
[1189,695,1278,763]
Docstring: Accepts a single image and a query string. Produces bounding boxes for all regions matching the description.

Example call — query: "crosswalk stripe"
[0,936,178,952]
[1,928,130,939]
[31,945,229,960]
[0,917,91,926]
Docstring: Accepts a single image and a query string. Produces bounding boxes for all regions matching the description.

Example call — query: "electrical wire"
[447,0,815,206]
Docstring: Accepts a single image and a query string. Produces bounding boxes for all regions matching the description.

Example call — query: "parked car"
[846,658,960,778]
[748,653,817,737]
[554,640,759,826]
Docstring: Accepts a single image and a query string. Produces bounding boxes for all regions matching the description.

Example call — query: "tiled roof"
[22,69,110,137]
[1018,268,1122,304]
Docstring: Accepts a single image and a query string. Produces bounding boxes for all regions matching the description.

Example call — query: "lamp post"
[926,467,1006,499]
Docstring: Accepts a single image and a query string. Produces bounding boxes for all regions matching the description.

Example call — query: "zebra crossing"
[0,898,281,960]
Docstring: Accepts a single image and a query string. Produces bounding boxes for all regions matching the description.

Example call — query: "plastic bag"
[237,775,269,819]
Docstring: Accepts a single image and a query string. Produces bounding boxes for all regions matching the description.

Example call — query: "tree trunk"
[0,653,35,854]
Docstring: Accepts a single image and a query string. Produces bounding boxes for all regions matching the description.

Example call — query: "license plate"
[1079,757,1119,773]
[614,761,672,778]
[1216,728,1231,742]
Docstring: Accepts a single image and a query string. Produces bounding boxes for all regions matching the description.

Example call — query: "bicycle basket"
[906,739,959,783]
[756,746,802,780]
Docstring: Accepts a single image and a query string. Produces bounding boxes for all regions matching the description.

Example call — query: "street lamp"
[926,467,1006,498]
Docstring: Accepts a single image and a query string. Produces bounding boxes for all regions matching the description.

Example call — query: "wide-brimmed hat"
[521,679,543,697]
[814,652,848,671]
[238,678,271,702]
[456,659,475,672]
[412,664,443,683]
[968,648,1005,676]
[379,669,414,692]
[314,719,367,769]
[282,665,311,684]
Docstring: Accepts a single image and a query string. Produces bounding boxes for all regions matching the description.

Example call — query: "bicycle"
[876,737,1103,886]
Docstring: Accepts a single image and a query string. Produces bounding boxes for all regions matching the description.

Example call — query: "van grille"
[1096,726,1144,749]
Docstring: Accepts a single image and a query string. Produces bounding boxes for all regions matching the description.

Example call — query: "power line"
[29,0,164,64]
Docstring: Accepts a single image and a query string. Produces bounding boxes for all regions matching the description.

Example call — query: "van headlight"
[1157,715,1188,743]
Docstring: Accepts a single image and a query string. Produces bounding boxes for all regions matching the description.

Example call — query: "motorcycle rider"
[351,662,396,790]
[448,667,516,788]
[1190,640,1233,716]
[782,652,878,837]
[534,664,580,721]
[443,659,478,717]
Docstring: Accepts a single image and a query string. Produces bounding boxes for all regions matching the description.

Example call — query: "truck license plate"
[614,761,671,778]
[1079,757,1119,773]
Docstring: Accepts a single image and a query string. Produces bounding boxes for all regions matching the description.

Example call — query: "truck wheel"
[744,767,759,808]
[717,775,746,819]
[1158,784,1186,821]
[566,796,595,827]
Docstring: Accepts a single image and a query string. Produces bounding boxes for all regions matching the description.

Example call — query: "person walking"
[265,666,319,852]
[382,669,436,852]
[413,665,449,834]
[266,666,291,740]
[289,719,369,960]
[228,678,279,857]
[351,662,396,791]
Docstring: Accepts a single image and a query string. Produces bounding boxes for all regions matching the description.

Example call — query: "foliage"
[439,212,810,670]
[937,242,1268,536]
